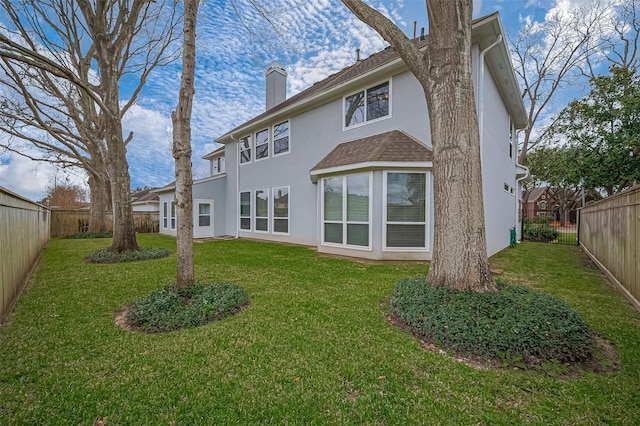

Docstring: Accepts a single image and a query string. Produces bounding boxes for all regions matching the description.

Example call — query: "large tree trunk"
[342,0,496,291]
[105,119,138,252]
[422,0,495,291]
[172,0,198,287]
[87,170,111,233]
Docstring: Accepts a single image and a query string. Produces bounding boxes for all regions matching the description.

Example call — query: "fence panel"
[579,185,640,312]
[50,210,159,237]
[0,187,50,324]
[521,210,578,245]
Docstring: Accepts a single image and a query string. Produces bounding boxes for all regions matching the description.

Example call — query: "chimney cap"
[265,61,287,76]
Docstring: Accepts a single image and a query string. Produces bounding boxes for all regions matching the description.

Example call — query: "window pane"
[256,190,268,217]
[387,173,426,222]
[256,218,268,231]
[240,192,251,216]
[255,129,269,159]
[387,224,426,247]
[274,218,288,233]
[325,223,343,243]
[199,216,211,227]
[274,136,289,155]
[324,177,343,221]
[274,121,289,154]
[273,187,288,217]
[345,91,365,127]
[347,224,369,246]
[367,82,389,121]
[240,218,251,230]
[240,136,251,163]
[347,174,369,222]
[199,203,210,215]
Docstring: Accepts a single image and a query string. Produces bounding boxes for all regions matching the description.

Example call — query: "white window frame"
[255,128,269,161]
[239,135,252,165]
[197,201,213,228]
[254,188,270,233]
[504,182,515,195]
[272,186,290,235]
[321,172,372,251]
[343,79,392,130]
[273,120,290,157]
[170,200,176,230]
[383,171,430,252]
[239,191,252,232]
[162,201,168,229]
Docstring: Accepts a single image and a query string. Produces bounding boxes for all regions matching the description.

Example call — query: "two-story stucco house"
[156,12,529,260]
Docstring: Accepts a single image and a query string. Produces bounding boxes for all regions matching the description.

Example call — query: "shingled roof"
[310,130,432,176]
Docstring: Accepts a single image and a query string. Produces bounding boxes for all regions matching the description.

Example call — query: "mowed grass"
[1,235,639,425]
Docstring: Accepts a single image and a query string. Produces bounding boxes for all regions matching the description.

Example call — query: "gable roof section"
[214,12,527,147]
[310,130,432,181]
[215,40,420,144]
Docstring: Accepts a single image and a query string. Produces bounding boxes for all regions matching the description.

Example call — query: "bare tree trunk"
[87,170,111,233]
[342,0,495,291]
[172,0,198,287]
[423,0,494,291]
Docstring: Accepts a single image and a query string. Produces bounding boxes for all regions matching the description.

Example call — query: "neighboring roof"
[216,12,527,144]
[131,188,159,203]
[202,145,225,160]
[524,187,547,202]
[310,130,432,179]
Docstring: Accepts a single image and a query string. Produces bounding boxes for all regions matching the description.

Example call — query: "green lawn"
[1,236,639,425]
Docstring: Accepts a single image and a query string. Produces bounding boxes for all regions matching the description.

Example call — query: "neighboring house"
[157,12,529,260]
[131,188,160,212]
[523,186,598,224]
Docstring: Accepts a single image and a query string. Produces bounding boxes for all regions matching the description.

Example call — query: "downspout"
[477,34,503,155]
[232,134,240,239]
[515,128,530,241]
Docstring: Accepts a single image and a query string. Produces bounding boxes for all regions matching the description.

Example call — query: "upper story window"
[344,81,390,128]
[240,135,252,164]
[273,121,289,155]
[212,156,225,174]
[255,129,269,160]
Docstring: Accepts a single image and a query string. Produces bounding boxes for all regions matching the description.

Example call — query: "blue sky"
[0,0,591,201]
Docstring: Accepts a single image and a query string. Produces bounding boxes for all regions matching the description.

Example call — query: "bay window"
[385,172,427,249]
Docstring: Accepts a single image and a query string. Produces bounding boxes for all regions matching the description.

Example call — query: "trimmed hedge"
[389,278,592,363]
[126,282,248,333]
[87,247,170,263]
[65,231,113,239]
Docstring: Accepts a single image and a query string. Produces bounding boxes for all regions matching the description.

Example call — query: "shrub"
[389,278,592,364]
[65,231,113,239]
[525,214,554,224]
[126,282,248,333]
[87,247,170,263]
[523,223,558,242]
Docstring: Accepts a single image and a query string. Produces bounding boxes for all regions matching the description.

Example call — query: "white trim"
[320,172,373,251]
[239,190,252,232]
[382,170,430,252]
[239,134,252,165]
[311,161,433,183]
[170,200,176,230]
[254,188,270,233]
[272,186,290,236]
[272,119,291,157]
[194,199,214,238]
[342,78,393,131]
[162,201,169,230]
[254,128,270,162]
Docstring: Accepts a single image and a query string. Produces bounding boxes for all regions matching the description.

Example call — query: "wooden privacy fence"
[50,210,159,237]
[1,187,50,324]
[579,184,640,312]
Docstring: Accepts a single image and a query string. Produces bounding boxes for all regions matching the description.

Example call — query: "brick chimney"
[265,62,287,111]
